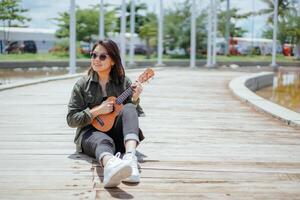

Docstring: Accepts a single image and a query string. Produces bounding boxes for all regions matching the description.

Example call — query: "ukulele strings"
[116,87,133,105]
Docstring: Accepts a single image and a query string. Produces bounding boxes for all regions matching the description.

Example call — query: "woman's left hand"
[132,81,143,102]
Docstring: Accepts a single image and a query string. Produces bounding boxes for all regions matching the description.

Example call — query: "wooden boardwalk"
[0,67,299,200]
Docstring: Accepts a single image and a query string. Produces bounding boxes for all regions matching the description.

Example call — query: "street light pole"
[129,0,136,66]
[298,0,300,15]
[206,0,213,67]
[120,0,126,68]
[251,0,255,53]
[212,0,218,66]
[190,0,196,68]
[225,0,230,56]
[69,0,76,74]
[99,0,105,40]
[157,0,164,66]
[271,0,278,68]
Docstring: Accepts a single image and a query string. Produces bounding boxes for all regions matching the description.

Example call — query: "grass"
[217,55,298,63]
[0,53,299,63]
[0,53,88,61]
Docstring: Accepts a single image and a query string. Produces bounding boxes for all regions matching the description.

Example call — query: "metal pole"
[120,0,126,68]
[225,0,230,56]
[206,0,213,67]
[157,0,164,66]
[99,0,105,40]
[69,0,76,74]
[298,0,300,16]
[271,0,278,68]
[251,0,255,53]
[212,0,218,65]
[296,0,300,59]
[190,0,196,68]
[129,0,136,65]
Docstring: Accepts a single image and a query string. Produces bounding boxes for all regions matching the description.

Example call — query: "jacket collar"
[89,70,113,83]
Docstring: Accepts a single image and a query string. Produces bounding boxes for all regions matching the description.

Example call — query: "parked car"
[80,42,92,55]
[134,44,147,54]
[5,40,37,54]
[126,44,153,55]
[166,47,186,56]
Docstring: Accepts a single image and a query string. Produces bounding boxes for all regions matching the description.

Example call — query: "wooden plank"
[0,67,299,199]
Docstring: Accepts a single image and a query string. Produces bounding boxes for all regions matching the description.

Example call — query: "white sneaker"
[103,152,132,188]
[122,152,140,183]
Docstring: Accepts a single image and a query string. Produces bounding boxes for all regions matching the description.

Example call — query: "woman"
[67,39,145,188]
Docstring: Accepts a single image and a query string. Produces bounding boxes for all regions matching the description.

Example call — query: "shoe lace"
[124,153,138,169]
[115,152,121,158]
[106,152,121,167]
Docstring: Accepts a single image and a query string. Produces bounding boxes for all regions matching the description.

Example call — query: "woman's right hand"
[90,100,114,118]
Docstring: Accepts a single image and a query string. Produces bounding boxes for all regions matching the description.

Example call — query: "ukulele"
[91,68,155,132]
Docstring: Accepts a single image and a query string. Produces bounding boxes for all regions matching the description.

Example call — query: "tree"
[287,15,300,58]
[259,0,300,59]
[53,5,117,43]
[139,13,157,59]
[263,10,300,58]
[164,0,207,55]
[164,0,190,54]
[0,0,30,27]
[114,1,148,34]
[218,8,248,38]
[0,0,31,43]
[256,0,297,23]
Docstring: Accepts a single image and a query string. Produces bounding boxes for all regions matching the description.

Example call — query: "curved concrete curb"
[229,72,300,128]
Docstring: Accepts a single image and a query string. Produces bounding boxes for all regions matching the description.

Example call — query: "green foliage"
[139,12,157,58]
[50,38,87,58]
[0,0,31,27]
[53,1,149,42]
[285,14,300,44]
[262,3,300,45]
[124,1,148,34]
[163,0,248,55]
[164,0,207,55]
[50,38,70,57]
[256,0,298,23]
[53,5,117,43]
[218,8,248,37]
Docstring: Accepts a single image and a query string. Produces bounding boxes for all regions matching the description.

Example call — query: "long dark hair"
[88,39,125,84]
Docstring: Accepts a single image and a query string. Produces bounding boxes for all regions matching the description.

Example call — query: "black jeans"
[81,103,140,162]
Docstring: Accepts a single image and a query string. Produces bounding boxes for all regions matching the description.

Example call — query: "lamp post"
[206,0,213,67]
[271,0,278,69]
[99,0,105,40]
[190,0,196,68]
[225,0,230,56]
[129,0,136,66]
[156,0,164,66]
[69,0,76,74]
[212,0,218,66]
[120,0,126,68]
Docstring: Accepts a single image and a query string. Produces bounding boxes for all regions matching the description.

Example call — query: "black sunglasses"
[90,52,109,61]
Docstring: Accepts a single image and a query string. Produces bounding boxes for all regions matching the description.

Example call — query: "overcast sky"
[19,0,269,38]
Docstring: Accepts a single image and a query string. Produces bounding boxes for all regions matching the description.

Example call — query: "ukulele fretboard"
[115,87,133,105]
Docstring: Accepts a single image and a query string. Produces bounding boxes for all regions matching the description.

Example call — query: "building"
[216,37,282,56]
[0,27,56,54]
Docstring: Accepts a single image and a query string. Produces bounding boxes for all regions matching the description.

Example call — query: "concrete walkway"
[0,67,299,199]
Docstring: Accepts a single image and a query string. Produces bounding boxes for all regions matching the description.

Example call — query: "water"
[0,67,88,85]
[256,68,300,113]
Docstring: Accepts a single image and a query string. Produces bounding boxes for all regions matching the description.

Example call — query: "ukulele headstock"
[137,68,155,84]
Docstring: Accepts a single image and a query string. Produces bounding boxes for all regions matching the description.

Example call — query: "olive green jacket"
[66,71,145,152]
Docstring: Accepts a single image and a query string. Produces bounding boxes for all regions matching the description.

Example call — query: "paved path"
[0,67,299,200]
